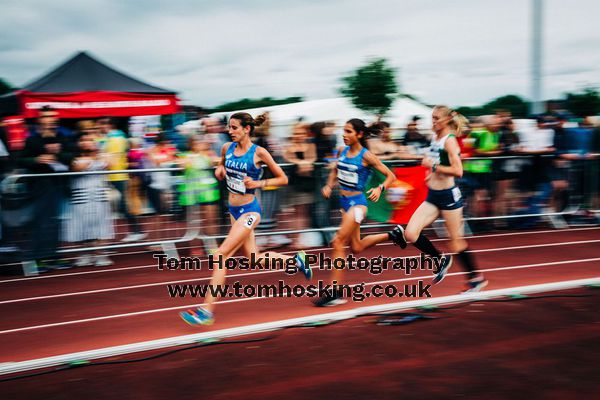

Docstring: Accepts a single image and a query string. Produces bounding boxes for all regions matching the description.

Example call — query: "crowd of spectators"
[0,106,599,271]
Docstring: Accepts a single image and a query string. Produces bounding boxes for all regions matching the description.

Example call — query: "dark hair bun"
[368,121,390,137]
[254,113,268,127]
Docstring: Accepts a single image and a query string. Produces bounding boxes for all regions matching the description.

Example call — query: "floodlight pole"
[531,0,544,114]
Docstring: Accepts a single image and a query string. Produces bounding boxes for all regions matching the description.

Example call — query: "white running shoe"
[462,278,489,293]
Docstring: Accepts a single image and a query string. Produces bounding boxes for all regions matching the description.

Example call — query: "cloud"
[0,0,598,107]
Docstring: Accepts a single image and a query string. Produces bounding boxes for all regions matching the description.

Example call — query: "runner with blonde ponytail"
[389,106,488,293]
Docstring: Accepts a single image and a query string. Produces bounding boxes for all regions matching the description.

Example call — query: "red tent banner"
[1,115,28,151]
[18,91,181,119]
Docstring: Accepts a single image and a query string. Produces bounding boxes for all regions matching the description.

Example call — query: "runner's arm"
[364,150,396,201]
[254,146,288,188]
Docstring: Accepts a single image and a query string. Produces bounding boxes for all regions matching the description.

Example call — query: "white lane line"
[1,277,598,376]
[3,225,599,271]
[1,257,599,335]
[1,226,599,284]
[0,264,157,283]
[2,239,599,305]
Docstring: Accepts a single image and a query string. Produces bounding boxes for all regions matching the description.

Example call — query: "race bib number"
[243,214,256,229]
[353,207,365,224]
[451,187,462,202]
[338,169,359,186]
[227,176,246,194]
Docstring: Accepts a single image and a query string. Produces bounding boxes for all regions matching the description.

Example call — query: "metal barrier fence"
[251,155,598,245]
[0,167,203,275]
[1,155,598,276]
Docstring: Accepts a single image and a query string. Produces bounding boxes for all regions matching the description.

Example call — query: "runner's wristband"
[379,184,386,192]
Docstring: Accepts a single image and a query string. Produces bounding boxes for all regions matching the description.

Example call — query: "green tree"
[455,106,485,117]
[0,78,14,96]
[483,94,530,118]
[340,58,398,117]
[564,87,600,117]
[455,94,530,118]
[212,96,303,113]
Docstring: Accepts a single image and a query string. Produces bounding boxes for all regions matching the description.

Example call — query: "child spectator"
[62,131,115,267]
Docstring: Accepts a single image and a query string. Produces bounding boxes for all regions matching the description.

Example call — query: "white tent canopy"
[209,96,433,139]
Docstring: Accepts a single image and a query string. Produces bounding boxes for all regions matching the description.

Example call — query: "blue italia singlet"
[337,146,371,192]
[224,143,263,195]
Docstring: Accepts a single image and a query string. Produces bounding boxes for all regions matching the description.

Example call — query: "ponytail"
[229,112,268,135]
[452,112,468,137]
[368,121,390,137]
[254,112,267,127]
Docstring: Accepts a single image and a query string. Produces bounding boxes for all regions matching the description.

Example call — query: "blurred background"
[0,1,599,398]
[0,0,598,267]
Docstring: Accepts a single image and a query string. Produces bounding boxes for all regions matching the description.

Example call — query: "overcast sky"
[1,0,599,108]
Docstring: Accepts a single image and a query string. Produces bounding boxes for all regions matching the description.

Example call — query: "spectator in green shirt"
[463,117,502,226]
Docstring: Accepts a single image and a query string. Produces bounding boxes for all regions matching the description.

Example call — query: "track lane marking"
[2,239,599,304]
[1,257,598,335]
[1,226,599,284]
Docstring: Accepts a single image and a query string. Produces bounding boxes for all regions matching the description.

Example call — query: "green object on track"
[417,305,438,311]
[302,320,332,327]
[507,293,528,299]
[68,360,90,367]
[198,338,220,344]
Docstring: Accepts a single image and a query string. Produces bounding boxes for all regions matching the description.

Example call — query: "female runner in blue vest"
[317,118,397,306]
[389,106,488,293]
[180,112,311,325]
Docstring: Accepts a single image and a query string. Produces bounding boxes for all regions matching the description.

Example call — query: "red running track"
[0,227,598,364]
[1,288,598,399]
